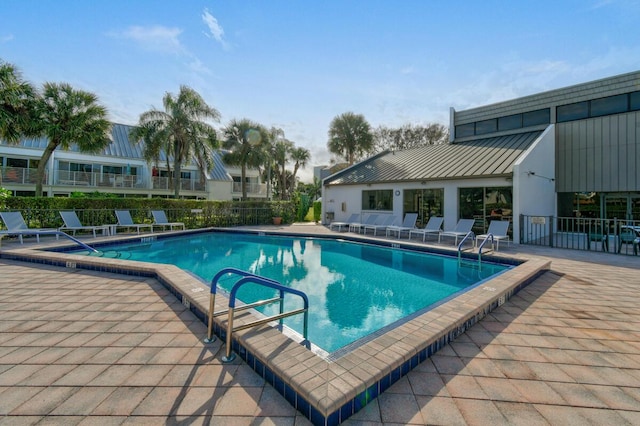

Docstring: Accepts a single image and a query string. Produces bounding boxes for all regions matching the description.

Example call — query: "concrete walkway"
[1,225,640,424]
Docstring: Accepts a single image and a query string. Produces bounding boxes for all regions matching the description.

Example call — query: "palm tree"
[289,146,310,196]
[0,60,39,143]
[327,112,373,165]
[265,127,285,201]
[221,119,269,201]
[273,138,293,200]
[131,85,220,198]
[33,82,111,196]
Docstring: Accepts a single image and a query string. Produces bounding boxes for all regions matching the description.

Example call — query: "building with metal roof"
[0,123,265,200]
[323,70,640,244]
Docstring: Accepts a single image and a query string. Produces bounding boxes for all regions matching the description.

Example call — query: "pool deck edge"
[0,237,550,424]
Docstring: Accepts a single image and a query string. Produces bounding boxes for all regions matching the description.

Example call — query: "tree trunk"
[173,144,181,198]
[241,164,247,201]
[35,142,57,197]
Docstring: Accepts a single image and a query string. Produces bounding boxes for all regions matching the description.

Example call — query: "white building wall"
[324,176,513,234]
[512,125,557,243]
[208,181,233,200]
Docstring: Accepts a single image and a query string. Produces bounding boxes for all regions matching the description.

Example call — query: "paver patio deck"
[1,224,639,425]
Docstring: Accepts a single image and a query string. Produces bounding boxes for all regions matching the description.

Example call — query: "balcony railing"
[1,167,206,193]
[1,167,43,185]
[152,176,205,192]
[232,181,266,195]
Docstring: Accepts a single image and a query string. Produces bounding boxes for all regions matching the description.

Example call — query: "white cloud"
[188,57,212,75]
[202,8,229,50]
[1,34,14,43]
[400,66,415,75]
[109,25,185,55]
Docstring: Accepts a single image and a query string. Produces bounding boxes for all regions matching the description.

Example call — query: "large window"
[475,119,497,135]
[455,123,475,138]
[590,94,628,117]
[498,114,522,131]
[362,189,393,211]
[522,108,550,127]
[456,108,550,139]
[556,91,640,122]
[556,101,589,122]
[403,188,444,228]
[630,91,640,111]
[459,186,513,234]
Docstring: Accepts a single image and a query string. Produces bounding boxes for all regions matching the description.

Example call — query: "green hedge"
[1,197,298,229]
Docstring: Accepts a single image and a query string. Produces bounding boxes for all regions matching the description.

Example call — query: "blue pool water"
[85,232,510,353]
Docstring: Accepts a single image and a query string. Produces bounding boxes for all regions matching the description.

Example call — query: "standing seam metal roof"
[325,130,543,185]
[1,123,233,181]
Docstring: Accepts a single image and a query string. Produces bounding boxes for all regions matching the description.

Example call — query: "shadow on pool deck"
[1,223,640,424]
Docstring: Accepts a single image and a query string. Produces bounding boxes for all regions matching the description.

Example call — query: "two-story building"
[0,123,266,200]
[323,70,640,244]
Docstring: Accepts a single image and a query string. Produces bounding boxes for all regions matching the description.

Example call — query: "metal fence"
[0,207,277,231]
[520,214,640,255]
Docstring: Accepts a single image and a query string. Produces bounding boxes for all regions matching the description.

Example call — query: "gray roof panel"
[325,130,543,185]
[1,123,233,181]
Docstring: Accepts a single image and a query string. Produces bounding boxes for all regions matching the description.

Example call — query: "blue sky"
[1,1,640,182]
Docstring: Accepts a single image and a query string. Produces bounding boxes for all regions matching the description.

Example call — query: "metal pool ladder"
[457,231,475,262]
[204,267,310,363]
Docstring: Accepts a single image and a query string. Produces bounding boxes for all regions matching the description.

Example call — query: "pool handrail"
[205,267,281,342]
[477,233,495,262]
[0,229,99,254]
[218,274,310,363]
[205,267,303,348]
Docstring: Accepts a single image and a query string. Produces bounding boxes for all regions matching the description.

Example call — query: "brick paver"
[1,225,640,424]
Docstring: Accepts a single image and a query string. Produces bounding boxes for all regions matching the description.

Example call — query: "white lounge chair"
[438,218,475,245]
[363,215,398,236]
[408,217,444,242]
[112,210,153,235]
[349,214,379,233]
[152,210,185,231]
[0,211,59,243]
[59,211,110,238]
[385,213,418,238]
[329,213,359,232]
[476,220,510,250]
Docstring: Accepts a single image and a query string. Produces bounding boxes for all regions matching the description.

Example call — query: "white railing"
[152,176,205,192]
[56,170,145,189]
[1,167,43,185]
[232,182,266,195]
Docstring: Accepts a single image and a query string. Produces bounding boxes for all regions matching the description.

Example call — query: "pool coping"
[0,229,550,425]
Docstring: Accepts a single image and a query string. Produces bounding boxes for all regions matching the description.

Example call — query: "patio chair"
[438,218,475,245]
[329,213,359,232]
[59,211,110,238]
[152,210,185,231]
[363,215,398,236]
[475,220,510,251]
[385,213,418,239]
[113,210,153,235]
[408,217,444,242]
[0,211,59,244]
[349,214,379,233]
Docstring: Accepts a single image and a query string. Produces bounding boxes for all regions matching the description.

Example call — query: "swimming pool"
[5,226,547,424]
[81,232,511,354]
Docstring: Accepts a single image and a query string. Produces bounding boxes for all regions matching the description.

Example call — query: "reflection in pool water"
[91,233,510,353]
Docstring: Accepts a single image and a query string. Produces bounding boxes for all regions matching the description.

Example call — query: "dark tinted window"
[362,190,393,211]
[498,114,522,131]
[475,119,497,135]
[523,108,550,126]
[455,123,475,138]
[630,91,640,111]
[590,94,628,117]
[557,102,588,122]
